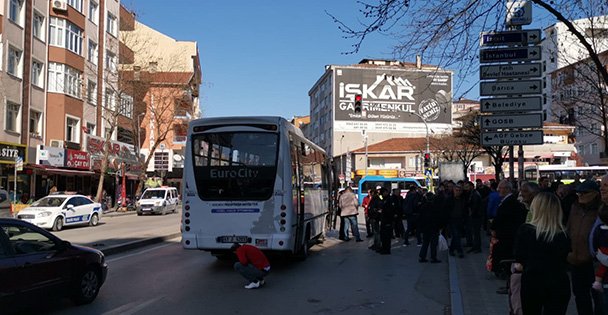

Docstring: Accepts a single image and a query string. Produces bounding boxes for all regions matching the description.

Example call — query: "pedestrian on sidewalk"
[567,179,604,315]
[231,243,271,290]
[490,180,528,279]
[418,192,442,263]
[514,192,571,315]
[448,184,467,258]
[378,187,396,255]
[590,197,608,312]
[518,182,540,221]
[368,187,385,251]
[402,184,422,246]
[338,186,363,242]
[391,188,405,239]
[465,181,483,253]
[362,189,375,238]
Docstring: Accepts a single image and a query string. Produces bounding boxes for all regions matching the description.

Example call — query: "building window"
[9,0,23,25]
[67,0,83,12]
[7,46,22,77]
[33,12,45,40]
[87,80,97,105]
[31,60,44,88]
[29,110,42,137]
[592,143,599,155]
[106,13,117,37]
[105,51,116,72]
[88,40,98,64]
[88,0,98,23]
[86,122,95,135]
[105,88,115,110]
[48,63,82,98]
[5,102,21,133]
[120,95,133,118]
[49,17,83,55]
[66,117,80,143]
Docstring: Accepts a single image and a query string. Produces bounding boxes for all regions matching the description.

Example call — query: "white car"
[137,187,179,215]
[16,194,102,231]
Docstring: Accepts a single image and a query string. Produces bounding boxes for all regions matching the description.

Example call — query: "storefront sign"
[86,135,137,163]
[0,142,27,164]
[66,149,90,169]
[36,146,65,167]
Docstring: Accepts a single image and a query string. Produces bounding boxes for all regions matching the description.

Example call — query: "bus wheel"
[295,228,310,261]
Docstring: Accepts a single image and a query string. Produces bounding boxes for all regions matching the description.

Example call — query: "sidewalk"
[450,232,577,315]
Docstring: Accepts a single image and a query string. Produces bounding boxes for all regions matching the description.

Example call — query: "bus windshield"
[191,132,279,201]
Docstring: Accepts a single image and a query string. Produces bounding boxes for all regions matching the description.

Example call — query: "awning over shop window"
[30,165,95,176]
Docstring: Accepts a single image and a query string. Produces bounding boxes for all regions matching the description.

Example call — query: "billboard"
[334,67,452,131]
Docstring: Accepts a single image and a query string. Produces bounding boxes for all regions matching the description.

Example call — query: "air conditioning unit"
[49,139,64,148]
[52,0,68,11]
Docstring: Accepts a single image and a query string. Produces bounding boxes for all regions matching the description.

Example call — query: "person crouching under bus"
[231,243,271,289]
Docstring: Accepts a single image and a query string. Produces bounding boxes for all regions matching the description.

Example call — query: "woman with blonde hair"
[514,192,571,315]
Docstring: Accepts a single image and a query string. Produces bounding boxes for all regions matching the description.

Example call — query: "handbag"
[437,234,448,252]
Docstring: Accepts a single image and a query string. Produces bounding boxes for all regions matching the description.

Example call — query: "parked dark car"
[0,218,108,309]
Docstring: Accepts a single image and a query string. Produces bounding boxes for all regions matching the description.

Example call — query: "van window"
[141,190,165,199]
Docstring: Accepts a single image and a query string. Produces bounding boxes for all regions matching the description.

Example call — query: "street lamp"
[339,135,344,187]
[409,112,430,155]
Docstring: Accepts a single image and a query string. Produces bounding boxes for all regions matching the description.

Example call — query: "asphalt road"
[30,234,450,315]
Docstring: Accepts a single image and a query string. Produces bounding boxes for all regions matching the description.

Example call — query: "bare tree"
[433,132,484,179]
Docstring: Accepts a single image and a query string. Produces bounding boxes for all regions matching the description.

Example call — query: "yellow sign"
[377,169,398,177]
[355,169,378,176]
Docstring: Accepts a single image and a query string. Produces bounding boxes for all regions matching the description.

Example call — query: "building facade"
[307,59,453,180]
[119,7,201,190]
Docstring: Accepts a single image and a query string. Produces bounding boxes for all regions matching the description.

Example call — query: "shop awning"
[30,164,95,176]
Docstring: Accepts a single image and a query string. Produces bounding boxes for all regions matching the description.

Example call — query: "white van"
[136,187,179,215]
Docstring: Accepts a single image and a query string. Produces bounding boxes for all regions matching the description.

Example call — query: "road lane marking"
[102,297,163,315]
[107,241,178,263]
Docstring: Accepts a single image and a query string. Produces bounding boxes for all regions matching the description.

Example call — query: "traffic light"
[424,152,431,168]
[354,94,362,113]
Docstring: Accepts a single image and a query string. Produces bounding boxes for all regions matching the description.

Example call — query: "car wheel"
[137,212,142,216]
[52,217,64,231]
[89,213,99,226]
[72,267,101,305]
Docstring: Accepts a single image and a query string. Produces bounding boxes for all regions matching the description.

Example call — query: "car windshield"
[141,190,165,199]
[31,197,66,207]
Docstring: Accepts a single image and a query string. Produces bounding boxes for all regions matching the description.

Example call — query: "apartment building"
[0,0,136,201]
[120,6,201,190]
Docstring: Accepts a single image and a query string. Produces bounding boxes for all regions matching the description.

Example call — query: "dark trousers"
[449,220,463,254]
[365,215,374,236]
[464,216,473,246]
[338,216,345,239]
[471,217,482,251]
[380,222,393,253]
[394,216,405,238]
[521,272,570,315]
[419,229,439,260]
[405,214,422,244]
[571,262,604,315]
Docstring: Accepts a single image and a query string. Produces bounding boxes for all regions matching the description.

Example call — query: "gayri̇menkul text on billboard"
[334,67,452,131]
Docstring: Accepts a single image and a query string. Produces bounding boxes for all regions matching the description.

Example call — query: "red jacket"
[236,245,270,271]
[362,195,371,216]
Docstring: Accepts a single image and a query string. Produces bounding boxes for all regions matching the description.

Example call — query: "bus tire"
[295,226,311,261]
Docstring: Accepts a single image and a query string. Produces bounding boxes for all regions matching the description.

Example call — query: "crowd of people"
[336,174,608,315]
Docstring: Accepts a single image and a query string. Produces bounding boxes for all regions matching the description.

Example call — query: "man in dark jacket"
[378,188,396,255]
[402,185,422,246]
[465,181,483,253]
[567,180,603,315]
[490,180,528,276]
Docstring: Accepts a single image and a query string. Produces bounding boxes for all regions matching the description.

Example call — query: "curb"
[100,232,182,256]
[448,254,465,315]
[103,210,137,217]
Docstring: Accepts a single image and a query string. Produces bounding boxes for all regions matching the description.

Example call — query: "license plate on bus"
[217,235,249,243]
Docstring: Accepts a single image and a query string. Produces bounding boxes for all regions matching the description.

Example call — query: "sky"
[126,1,558,120]
[127,1,401,119]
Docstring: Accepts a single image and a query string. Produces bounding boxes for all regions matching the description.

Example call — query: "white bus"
[181,116,331,259]
[523,165,608,184]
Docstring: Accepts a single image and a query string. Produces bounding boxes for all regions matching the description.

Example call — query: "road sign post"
[480,29,540,46]
[480,62,542,80]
